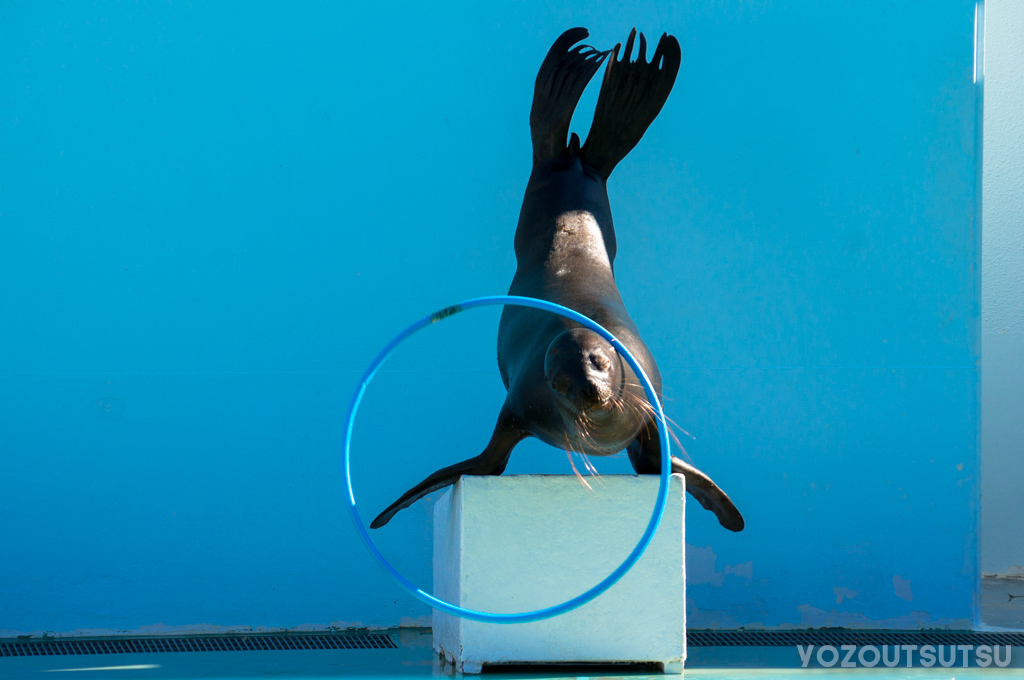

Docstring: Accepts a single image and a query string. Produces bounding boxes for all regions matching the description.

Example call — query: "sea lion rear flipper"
[530,28,610,165]
[369,407,528,529]
[581,29,682,178]
[627,422,745,532]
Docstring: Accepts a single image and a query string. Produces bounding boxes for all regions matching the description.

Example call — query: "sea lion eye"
[590,354,610,371]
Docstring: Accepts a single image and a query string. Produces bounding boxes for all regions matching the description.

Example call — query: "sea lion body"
[498,152,659,455]
[371,27,744,532]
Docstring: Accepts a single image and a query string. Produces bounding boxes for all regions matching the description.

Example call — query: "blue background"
[0,0,979,632]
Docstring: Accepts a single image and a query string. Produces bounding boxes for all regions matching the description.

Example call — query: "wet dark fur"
[372,28,744,532]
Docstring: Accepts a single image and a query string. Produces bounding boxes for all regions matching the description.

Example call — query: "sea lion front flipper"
[581,29,682,178]
[530,28,610,165]
[369,406,528,529]
[626,420,745,532]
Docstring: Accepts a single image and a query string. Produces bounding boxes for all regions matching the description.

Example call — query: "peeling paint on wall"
[834,587,858,604]
[792,604,969,630]
[685,544,725,587]
[893,575,914,601]
[724,561,754,580]
[686,545,755,588]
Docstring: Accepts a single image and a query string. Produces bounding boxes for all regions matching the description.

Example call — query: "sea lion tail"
[582,29,682,179]
[530,28,610,165]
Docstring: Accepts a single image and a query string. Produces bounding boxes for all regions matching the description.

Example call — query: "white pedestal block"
[432,474,685,674]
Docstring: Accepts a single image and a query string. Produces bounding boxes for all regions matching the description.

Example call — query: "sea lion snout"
[544,328,621,412]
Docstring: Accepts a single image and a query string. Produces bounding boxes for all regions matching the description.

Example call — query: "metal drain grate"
[0,633,396,657]
[7,630,1022,657]
[687,630,1024,647]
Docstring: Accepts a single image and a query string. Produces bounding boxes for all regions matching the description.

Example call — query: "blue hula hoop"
[342,295,671,624]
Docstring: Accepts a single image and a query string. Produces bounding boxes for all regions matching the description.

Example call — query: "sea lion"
[371,27,744,532]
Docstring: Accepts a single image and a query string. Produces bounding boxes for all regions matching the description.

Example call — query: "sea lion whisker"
[622,381,679,404]
[668,425,689,460]
[562,432,595,492]
[620,397,661,455]
[565,450,593,491]
[574,420,606,484]
[575,426,600,467]
[619,389,694,440]
[619,383,695,441]
[572,413,596,455]
[611,393,643,437]
[618,390,691,460]
[582,453,604,481]
[619,392,648,425]
[573,410,614,470]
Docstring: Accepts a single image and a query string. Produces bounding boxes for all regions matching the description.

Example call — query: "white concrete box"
[432,474,685,673]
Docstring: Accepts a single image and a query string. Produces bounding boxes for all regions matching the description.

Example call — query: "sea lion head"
[543,327,622,418]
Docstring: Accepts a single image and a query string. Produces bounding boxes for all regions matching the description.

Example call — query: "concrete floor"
[2,628,1023,680]
[1,645,1022,680]
[2,582,1022,680]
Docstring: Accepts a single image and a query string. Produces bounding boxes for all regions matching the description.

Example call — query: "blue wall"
[0,1,979,633]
